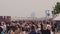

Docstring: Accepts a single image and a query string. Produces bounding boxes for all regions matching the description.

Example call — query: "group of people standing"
[0,21,55,34]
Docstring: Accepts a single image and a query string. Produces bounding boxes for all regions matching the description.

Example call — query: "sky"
[0,0,60,18]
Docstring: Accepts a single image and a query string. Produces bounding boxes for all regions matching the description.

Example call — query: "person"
[40,23,43,30]
[6,24,11,34]
[0,22,6,34]
[10,23,17,32]
[2,23,7,33]
[25,23,30,32]
[47,25,54,34]
[29,26,36,34]
[36,25,41,34]
[15,25,22,34]
[0,23,3,34]
[10,29,15,34]
[22,30,26,34]
[52,25,55,34]
[41,24,51,34]
[10,23,18,34]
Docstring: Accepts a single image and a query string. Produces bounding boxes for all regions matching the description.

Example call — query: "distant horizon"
[0,0,60,18]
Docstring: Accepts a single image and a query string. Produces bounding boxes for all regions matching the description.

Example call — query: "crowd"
[0,21,55,34]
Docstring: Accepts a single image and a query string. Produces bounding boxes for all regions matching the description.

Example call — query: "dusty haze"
[0,0,60,18]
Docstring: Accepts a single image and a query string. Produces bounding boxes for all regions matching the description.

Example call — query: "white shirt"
[50,31,54,34]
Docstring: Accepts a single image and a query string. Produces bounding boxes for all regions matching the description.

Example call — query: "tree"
[52,2,60,14]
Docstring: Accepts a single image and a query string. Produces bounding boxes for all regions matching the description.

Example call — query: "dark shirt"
[37,30,41,34]
[0,27,3,34]
[40,24,43,30]
[22,27,25,31]
[7,26,11,31]
[52,26,55,32]
[41,29,51,34]
[25,28,30,32]
[30,30,36,34]
[10,26,17,32]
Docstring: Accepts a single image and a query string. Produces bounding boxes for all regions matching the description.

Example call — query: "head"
[35,25,38,29]
[43,24,47,30]
[12,23,16,26]
[31,26,35,31]
[47,25,52,30]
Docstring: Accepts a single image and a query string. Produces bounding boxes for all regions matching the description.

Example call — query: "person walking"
[41,24,51,34]
[29,26,36,34]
